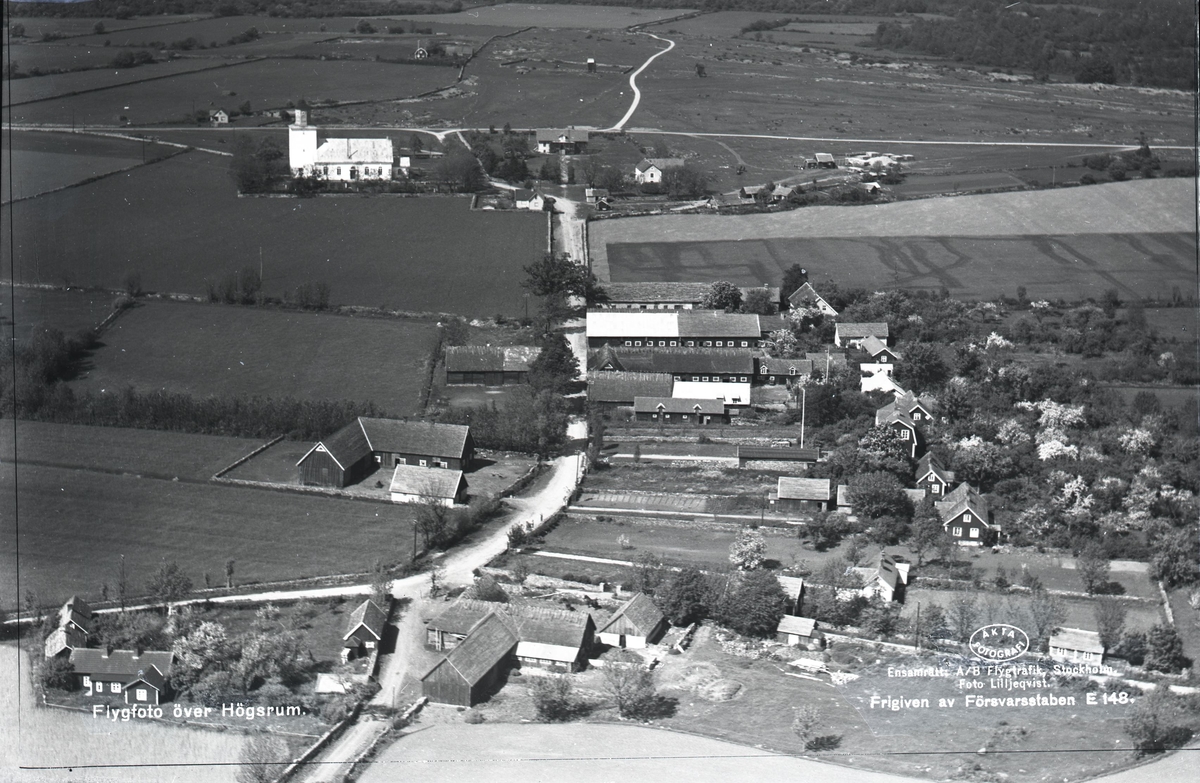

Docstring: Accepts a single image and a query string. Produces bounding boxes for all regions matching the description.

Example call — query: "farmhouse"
[597,593,667,649]
[776,615,819,647]
[209,109,228,125]
[512,189,546,211]
[389,464,467,507]
[536,128,589,154]
[421,612,518,707]
[861,369,907,394]
[599,282,779,311]
[936,482,994,545]
[70,648,175,705]
[915,453,956,497]
[587,371,674,409]
[1048,628,1105,664]
[811,152,837,168]
[860,335,901,364]
[298,418,473,488]
[634,396,728,425]
[857,552,910,603]
[758,357,813,385]
[590,346,755,383]
[787,282,838,316]
[342,599,387,663]
[445,345,541,386]
[585,310,766,349]
[289,110,393,181]
[771,477,834,513]
[425,598,596,671]
[835,322,890,349]
[890,391,937,423]
[633,157,685,184]
[875,405,920,458]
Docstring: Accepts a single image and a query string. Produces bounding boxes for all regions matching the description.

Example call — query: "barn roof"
[633,396,725,415]
[62,595,91,619]
[344,599,387,642]
[894,390,937,415]
[593,347,755,375]
[445,345,541,373]
[587,371,674,403]
[536,128,589,143]
[737,446,820,463]
[875,405,917,430]
[677,311,762,339]
[429,598,592,650]
[70,649,174,680]
[757,358,813,376]
[602,282,779,305]
[777,477,832,501]
[777,575,805,600]
[389,465,465,500]
[587,310,679,338]
[814,153,835,163]
[361,419,471,459]
[430,612,519,686]
[300,419,373,470]
[758,314,787,334]
[836,322,890,340]
[1050,628,1105,655]
[776,615,817,637]
[314,137,393,164]
[787,282,837,313]
[44,626,87,658]
[598,592,664,636]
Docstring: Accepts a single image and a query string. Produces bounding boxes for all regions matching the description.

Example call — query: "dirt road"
[607,32,677,131]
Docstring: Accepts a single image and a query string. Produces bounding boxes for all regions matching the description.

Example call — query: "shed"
[426,598,596,671]
[1048,628,1105,664]
[597,593,667,648]
[343,599,388,662]
[776,615,818,646]
[421,613,519,706]
[787,282,838,316]
[772,477,833,513]
[587,371,674,408]
[446,345,540,386]
[389,464,466,506]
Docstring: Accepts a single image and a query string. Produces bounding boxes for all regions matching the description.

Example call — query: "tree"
[236,733,289,783]
[531,675,579,722]
[946,593,979,643]
[1025,588,1066,651]
[908,498,947,566]
[409,133,425,153]
[235,629,303,692]
[894,343,950,390]
[225,559,236,589]
[1076,541,1110,595]
[661,163,710,198]
[435,148,486,192]
[1149,527,1198,588]
[655,567,712,625]
[848,472,913,522]
[918,603,948,646]
[528,333,579,394]
[1143,624,1189,674]
[415,492,456,550]
[695,62,707,77]
[791,705,821,743]
[523,252,602,302]
[857,427,914,476]
[40,657,76,691]
[1125,686,1187,756]
[860,602,904,638]
[729,527,766,570]
[368,559,392,606]
[601,651,655,717]
[632,551,666,596]
[146,559,193,608]
[1094,597,1127,652]
[741,287,775,315]
[699,281,743,312]
[779,264,808,309]
[715,569,789,637]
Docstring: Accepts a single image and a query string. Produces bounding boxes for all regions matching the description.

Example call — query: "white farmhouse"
[633,157,684,184]
[289,110,394,181]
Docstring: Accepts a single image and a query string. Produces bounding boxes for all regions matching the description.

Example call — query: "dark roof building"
[421,612,520,706]
[600,282,779,311]
[590,347,755,377]
[677,311,762,340]
[445,346,540,385]
[426,598,596,671]
[587,371,674,406]
[597,592,667,648]
[834,322,890,348]
[633,397,726,416]
[772,477,834,511]
[298,418,473,487]
[737,446,821,466]
[344,599,388,645]
[71,648,175,705]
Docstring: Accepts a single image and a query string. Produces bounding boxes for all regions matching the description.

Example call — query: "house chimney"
[103,645,112,658]
[132,647,142,660]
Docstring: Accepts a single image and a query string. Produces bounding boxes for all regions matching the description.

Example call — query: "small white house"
[389,464,466,506]
[1048,628,1105,664]
[209,109,229,125]
[513,188,545,211]
[633,158,684,184]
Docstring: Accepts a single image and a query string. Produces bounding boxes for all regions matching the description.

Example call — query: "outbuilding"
[771,477,833,513]
[1048,628,1105,664]
[776,615,819,647]
[421,612,519,706]
[342,599,388,662]
[596,593,667,649]
[297,418,473,488]
[633,396,728,426]
[389,464,467,506]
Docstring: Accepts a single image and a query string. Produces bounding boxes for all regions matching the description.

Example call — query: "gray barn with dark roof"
[421,612,519,706]
[298,418,473,488]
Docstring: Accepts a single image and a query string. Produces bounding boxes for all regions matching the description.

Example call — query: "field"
[902,587,1166,636]
[3,150,547,316]
[1,287,120,339]
[2,130,174,203]
[0,645,249,783]
[437,3,698,29]
[890,170,1029,198]
[76,301,439,412]
[5,58,240,107]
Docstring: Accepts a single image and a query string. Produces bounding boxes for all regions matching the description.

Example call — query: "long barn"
[297,418,473,488]
[421,612,518,707]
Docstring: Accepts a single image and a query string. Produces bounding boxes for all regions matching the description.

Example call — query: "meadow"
[3,151,547,316]
[437,3,696,29]
[5,57,236,107]
[3,131,173,203]
[2,460,418,604]
[0,287,119,338]
[76,302,438,412]
[0,646,247,783]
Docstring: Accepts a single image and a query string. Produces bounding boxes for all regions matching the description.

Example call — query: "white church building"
[289,110,394,181]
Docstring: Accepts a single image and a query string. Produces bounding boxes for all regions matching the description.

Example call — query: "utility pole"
[799,385,807,449]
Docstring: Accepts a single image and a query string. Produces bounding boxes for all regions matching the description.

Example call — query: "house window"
[634,341,642,346]
[741,341,749,347]
[899,429,910,439]
[913,412,922,420]
[651,413,658,419]
[789,367,797,375]
[136,688,148,702]
[673,376,681,381]
[969,527,980,538]
[83,676,91,688]
[624,341,632,346]
[419,459,428,467]
[336,167,341,176]
[931,484,941,494]
[704,341,713,347]
[681,414,689,421]
[686,341,695,347]
[375,455,382,463]
[731,397,741,404]
[322,166,329,176]
[880,356,888,362]
[952,526,963,537]
[692,376,699,382]
[435,460,448,468]
[769,376,776,385]
[664,414,671,420]
[702,376,709,382]
[715,341,724,347]
[111,683,121,694]
[740,376,748,383]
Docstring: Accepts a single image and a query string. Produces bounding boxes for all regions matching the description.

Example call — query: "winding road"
[606,32,676,131]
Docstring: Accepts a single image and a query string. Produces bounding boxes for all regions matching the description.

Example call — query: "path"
[298,719,389,783]
[554,196,587,264]
[606,32,676,131]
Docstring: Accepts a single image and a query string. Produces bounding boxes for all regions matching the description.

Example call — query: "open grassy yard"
[3,130,175,203]
[6,58,455,125]
[902,587,1166,636]
[1,286,119,338]
[5,57,239,107]
[2,460,417,606]
[1,645,249,783]
[75,301,438,412]
[3,151,546,316]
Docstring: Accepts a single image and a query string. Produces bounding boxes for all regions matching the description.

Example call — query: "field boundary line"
[4,56,269,108]
[213,434,287,478]
[627,10,708,31]
[635,129,1192,151]
[0,455,218,485]
[211,474,400,505]
[1,146,191,206]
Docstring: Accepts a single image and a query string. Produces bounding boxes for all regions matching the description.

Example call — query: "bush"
[463,709,485,724]
[530,675,579,722]
[40,657,76,691]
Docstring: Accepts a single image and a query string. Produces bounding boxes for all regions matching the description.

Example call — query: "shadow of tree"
[805,734,843,752]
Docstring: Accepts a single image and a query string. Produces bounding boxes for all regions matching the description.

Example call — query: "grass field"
[3,151,546,316]
[76,301,438,411]
[1,645,248,783]
[5,58,238,107]
[1,287,119,338]
[6,58,455,125]
[438,3,697,29]
[3,131,173,202]
[2,460,418,605]
[5,42,140,72]
[891,171,1028,198]
[902,587,1166,636]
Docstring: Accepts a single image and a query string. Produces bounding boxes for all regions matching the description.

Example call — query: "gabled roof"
[587,311,679,338]
[874,553,903,590]
[598,592,665,637]
[936,483,990,527]
[758,314,787,334]
[361,419,471,459]
[635,157,685,172]
[602,282,779,305]
[70,649,174,680]
[536,128,589,143]
[736,446,820,463]
[776,615,817,637]
[299,419,372,470]
[836,484,852,507]
[937,481,982,510]
[894,390,936,416]
[44,626,87,658]
[344,599,387,642]
[445,345,541,374]
[677,311,762,339]
[427,612,519,686]
[633,396,725,415]
[313,137,394,164]
[62,596,91,619]
[777,575,805,600]
[916,453,955,485]
[389,464,465,500]
[787,282,837,314]
[835,322,890,340]
[1049,628,1104,654]
[587,371,674,403]
[777,477,832,502]
[814,153,835,163]
[125,665,168,692]
[860,335,899,359]
[512,188,537,201]
[429,598,593,650]
[593,347,755,375]
[758,358,813,376]
[875,405,917,431]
